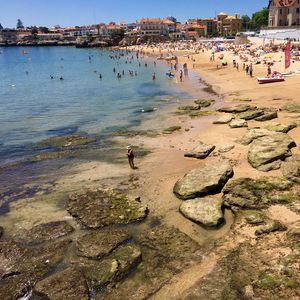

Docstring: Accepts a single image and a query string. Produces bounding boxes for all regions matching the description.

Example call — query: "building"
[217,12,243,36]
[268,0,300,27]
[136,18,176,36]
[199,18,218,36]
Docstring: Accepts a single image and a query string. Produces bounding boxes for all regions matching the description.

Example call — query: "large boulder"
[236,109,264,120]
[34,268,90,300]
[18,221,74,245]
[239,128,273,145]
[218,105,254,113]
[184,143,215,159]
[68,189,148,229]
[248,133,296,171]
[76,229,131,259]
[180,198,224,227]
[173,160,233,200]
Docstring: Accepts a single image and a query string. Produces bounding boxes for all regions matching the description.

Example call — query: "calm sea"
[0,47,189,167]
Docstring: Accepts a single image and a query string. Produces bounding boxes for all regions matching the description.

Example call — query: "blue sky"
[1,0,268,28]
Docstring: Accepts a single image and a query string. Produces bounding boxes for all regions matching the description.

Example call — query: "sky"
[0,0,268,28]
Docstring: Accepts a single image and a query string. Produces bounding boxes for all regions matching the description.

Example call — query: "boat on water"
[257,71,285,84]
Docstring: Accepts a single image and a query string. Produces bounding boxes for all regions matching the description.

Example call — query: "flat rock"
[263,122,297,133]
[229,119,248,128]
[255,219,287,236]
[194,99,214,107]
[178,105,201,111]
[255,110,278,121]
[76,229,131,259]
[19,221,74,245]
[218,144,235,153]
[223,177,294,210]
[68,189,148,229]
[218,105,254,113]
[282,155,300,182]
[184,143,215,159]
[239,128,273,145]
[286,228,300,241]
[236,109,264,120]
[248,133,296,171]
[180,198,224,227]
[173,160,233,200]
[213,115,233,124]
[34,268,90,300]
[162,126,181,134]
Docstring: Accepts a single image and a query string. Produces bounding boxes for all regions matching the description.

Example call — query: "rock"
[194,99,214,107]
[238,210,266,225]
[218,105,254,113]
[68,189,148,229]
[180,198,224,227]
[76,229,131,259]
[19,221,74,245]
[213,115,233,124]
[0,227,3,239]
[162,126,181,134]
[281,155,300,182]
[255,110,278,122]
[34,268,90,300]
[223,177,294,210]
[255,219,287,236]
[81,244,141,289]
[236,109,265,120]
[229,119,248,128]
[184,143,215,159]
[263,122,297,133]
[178,105,201,111]
[173,160,233,200]
[218,144,235,153]
[248,133,296,171]
[286,228,300,241]
[239,128,273,145]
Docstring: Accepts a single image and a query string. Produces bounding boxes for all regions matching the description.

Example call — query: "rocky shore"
[1,45,300,299]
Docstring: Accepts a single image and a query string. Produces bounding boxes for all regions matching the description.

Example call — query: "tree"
[16,19,24,29]
[0,23,3,30]
[251,7,269,30]
[31,26,38,35]
[39,26,49,33]
[241,15,251,31]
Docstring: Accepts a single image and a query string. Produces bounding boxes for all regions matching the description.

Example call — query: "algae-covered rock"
[286,228,300,241]
[34,268,90,300]
[218,104,254,113]
[19,221,74,245]
[281,155,300,182]
[180,198,224,227]
[68,189,148,229]
[80,244,142,289]
[213,115,233,124]
[162,126,181,134]
[218,144,235,153]
[229,119,248,128]
[177,105,200,111]
[76,229,131,259]
[194,99,215,107]
[255,219,287,236]
[173,160,233,200]
[31,150,76,162]
[223,177,294,210]
[237,210,266,225]
[263,122,297,133]
[283,103,300,113]
[184,143,215,159]
[236,109,264,120]
[255,110,278,122]
[248,133,296,171]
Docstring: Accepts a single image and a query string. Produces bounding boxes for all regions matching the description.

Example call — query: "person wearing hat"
[127,146,135,169]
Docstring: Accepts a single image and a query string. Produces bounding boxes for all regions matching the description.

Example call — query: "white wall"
[260,28,300,40]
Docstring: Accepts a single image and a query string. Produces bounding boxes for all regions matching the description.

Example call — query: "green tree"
[241,15,251,31]
[39,26,49,33]
[109,29,125,41]
[0,23,3,30]
[31,26,38,35]
[16,19,24,29]
[251,7,269,30]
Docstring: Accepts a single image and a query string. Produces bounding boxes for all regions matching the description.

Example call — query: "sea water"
[0,47,189,167]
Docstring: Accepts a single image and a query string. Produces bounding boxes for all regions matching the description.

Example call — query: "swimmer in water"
[60,76,64,80]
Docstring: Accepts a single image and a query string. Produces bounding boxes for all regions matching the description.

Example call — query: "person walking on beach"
[180,70,183,82]
[267,65,272,77]
[127,146,135,169]
[246,65,249,75]
[249,64,253,78]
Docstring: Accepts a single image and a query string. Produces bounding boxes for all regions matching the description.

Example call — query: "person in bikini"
[127,146,135,169]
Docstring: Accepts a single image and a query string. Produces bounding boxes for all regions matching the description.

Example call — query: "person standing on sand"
[127,146,135,169]
[249,64,253,78]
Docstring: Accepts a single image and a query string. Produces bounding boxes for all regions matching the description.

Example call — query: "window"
[297,8,300,13]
